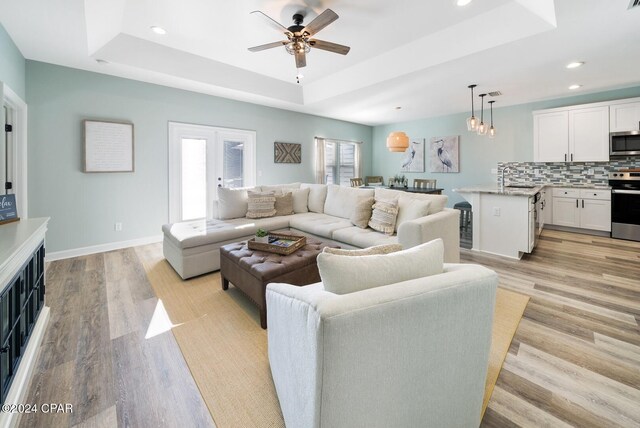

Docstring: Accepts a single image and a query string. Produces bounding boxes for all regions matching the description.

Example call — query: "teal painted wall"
[373,86,640,207]
[0,23,25,99]
[26,61,372,252]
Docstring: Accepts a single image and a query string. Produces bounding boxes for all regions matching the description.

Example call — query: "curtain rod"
[315,136,363,144]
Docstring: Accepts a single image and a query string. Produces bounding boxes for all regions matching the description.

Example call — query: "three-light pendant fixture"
[466,84,496,138]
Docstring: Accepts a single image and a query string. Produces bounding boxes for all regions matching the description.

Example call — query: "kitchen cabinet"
[540,188,553,225]
[534,106,609,162]
[569,107,610,161]
[610,101,640,132]
[552,188,611,231]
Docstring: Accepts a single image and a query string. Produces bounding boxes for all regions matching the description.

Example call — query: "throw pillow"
[395,198,432,232]
[217,187,252,220]
[368,198,399,235]
[291,188,310,213]
[301,184,328,213]
[350,196,374,229]
[318,239,444,295]
[323,243,402,256]
[261,183,302,195]
[246,191,277,219]
[274,192,294,216]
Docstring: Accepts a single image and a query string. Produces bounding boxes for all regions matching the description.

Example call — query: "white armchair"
[266,263,498,428]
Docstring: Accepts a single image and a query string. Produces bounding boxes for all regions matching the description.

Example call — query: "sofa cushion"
[350,196,374,229]
[301,184,328,213]
[217,187,253,220]
[374,188,447,215]
[275,192,294,216]
[247,191,277,219]
[396,198,432,232]
[291,188,310,213]
[289,213,353,238]
[317,238,444,295]
[323,243,402,256]
[261,182,301,195]
[332,226,399,248]
[324,185,375,220]
[368,198,399,235]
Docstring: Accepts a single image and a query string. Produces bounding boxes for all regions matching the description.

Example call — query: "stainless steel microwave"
[610,131,640,156]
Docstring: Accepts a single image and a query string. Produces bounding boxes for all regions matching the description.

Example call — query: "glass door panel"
[223,140,244,188]
[180,138,207,220]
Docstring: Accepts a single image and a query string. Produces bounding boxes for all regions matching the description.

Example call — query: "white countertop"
[454,182,611,196]
[0,218,49,284]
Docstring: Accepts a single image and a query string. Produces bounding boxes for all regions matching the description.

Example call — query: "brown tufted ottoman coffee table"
[220,236,340,329]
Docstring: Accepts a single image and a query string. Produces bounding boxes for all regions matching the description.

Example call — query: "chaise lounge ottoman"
[220,237,341,328]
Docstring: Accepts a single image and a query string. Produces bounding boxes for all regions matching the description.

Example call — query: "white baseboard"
[46,235,163,261]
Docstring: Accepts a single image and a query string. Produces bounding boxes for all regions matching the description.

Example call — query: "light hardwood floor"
[18,229,640,427]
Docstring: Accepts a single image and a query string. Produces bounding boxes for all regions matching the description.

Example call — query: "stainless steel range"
[609,171,640,241]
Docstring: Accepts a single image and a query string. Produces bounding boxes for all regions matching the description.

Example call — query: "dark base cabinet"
[0,242,45,404]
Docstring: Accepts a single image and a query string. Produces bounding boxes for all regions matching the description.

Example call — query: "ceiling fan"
[248,9,350,75]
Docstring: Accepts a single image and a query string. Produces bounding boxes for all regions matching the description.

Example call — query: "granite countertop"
[454,182,611,196]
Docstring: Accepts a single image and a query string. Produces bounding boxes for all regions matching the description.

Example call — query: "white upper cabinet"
[533,106,609,162]
[534,111,568,162]
[569,106,610,162]
[610,101,640,132]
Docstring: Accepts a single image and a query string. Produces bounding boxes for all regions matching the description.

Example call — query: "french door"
[168,122,256,222]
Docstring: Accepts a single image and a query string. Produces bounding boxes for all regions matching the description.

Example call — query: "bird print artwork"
[430,136,459,173]
[400,139,425,172]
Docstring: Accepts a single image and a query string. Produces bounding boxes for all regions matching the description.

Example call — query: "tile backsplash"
[497,158,640,186]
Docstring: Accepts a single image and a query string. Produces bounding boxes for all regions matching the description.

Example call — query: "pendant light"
[477,93,487,135]
[386,131,409,152]
[488,100,496,138]
[466,84,477,131]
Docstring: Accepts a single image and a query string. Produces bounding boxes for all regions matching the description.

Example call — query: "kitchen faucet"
[501,166,512,188]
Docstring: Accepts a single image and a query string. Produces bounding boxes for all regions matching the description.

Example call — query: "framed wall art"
[430,135,459,173]
[274,142,301,164]
[84,120,134,172]
[400,138,425,173]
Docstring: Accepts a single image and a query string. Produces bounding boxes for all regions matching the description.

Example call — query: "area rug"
[135,244,528,427]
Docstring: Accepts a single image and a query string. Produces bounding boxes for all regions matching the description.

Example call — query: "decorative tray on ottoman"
[247,232,307,255]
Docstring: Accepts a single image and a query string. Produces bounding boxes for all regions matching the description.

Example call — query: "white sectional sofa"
[162,183,460,279]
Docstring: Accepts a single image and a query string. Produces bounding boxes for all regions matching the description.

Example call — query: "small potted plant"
[255,228,269,244]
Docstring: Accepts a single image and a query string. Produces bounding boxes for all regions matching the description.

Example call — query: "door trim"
[1,83,27,218]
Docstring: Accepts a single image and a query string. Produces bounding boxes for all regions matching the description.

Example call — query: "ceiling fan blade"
[250,10,293,37]
[302,9,338,36]
[295,51,307,68]
[248,41,288,52]
[309,39,350,55]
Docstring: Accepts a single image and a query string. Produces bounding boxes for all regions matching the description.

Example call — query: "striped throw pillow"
[368,198,399,235]
[246,191,277,219]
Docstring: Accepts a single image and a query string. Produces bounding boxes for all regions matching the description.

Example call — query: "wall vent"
[488,91,502,97]
[629,0,640,9]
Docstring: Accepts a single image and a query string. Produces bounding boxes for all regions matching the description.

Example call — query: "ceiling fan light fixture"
[386,131,409,153]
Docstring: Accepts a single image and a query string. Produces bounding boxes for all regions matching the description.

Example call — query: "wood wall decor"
[274,142,301,164]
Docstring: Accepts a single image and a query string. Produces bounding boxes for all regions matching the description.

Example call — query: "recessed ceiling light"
[95,59,109,65]
[566,61,584,69]
[457,0,472,6]
[150,26,167,35]
[569,84,582,90]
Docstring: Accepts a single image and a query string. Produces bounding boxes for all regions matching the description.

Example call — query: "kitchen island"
[455,185,542,259]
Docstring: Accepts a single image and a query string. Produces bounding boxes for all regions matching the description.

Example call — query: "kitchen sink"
[504,184,537,189]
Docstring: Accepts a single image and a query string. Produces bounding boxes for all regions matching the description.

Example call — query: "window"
[316,138,361,185]
[168,123,256,222]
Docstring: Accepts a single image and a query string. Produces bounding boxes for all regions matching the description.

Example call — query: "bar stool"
[453,201,472,229]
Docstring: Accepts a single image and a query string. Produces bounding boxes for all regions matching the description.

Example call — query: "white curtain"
[315,137,326,184]
[354,142,362,179]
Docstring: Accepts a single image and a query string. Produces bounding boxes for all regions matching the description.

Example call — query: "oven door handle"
[612,189,640,195]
